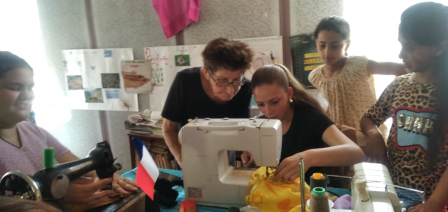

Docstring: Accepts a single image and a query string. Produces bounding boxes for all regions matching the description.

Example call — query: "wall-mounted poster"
[121,60,153,94]
[62,48,138,111]
[241,36,283,80]
[290,34,324,88]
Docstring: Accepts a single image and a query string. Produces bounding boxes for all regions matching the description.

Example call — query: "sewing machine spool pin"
[300,158,305,212]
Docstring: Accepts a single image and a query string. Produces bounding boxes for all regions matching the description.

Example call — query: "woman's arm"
[57,150,138,198]
[308,125,365,168]
[367,60,407,76]
[274,125,364,181]
[162,118,182,167]
[409,167,448,212]
[360,115,387,164]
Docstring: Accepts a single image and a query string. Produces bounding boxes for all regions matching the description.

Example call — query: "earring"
[289,99,293,103]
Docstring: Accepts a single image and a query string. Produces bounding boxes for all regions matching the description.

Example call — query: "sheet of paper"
[62,48,138,111]
[144,45,205,111]
[240,36,283,79]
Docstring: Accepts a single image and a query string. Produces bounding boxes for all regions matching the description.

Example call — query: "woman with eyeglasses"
[162,37,254,168]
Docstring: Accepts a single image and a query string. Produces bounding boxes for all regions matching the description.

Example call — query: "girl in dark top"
[248,64,364,182]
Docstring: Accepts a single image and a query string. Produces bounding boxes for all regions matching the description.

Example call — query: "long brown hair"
[0,197,61,212]
[400,2,448,169]
[251,64,325,114]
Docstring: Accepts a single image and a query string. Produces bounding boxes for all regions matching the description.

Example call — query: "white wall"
[31,0,344,173]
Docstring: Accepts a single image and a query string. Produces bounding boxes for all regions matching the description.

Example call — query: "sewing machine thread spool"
[310,172,326,192]
[43,147,55,168]
[309,187,330,212]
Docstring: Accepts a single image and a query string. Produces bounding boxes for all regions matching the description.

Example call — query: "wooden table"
[85,190,146,212]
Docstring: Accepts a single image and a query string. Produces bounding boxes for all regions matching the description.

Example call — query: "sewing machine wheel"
[0,171,42,201]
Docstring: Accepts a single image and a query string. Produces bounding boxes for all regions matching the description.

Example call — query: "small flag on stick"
[132,138,159,200]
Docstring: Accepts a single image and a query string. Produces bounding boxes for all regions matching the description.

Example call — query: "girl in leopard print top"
[361,2,448,212]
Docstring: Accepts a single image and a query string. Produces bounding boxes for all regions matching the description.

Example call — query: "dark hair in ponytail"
[251,64,325,114]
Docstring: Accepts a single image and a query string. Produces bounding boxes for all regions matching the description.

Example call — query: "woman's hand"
[65,176,114,205]
[111,172,138,195]
[408,201,445,212]
[360,115,387,165]
[364,131,387,164]
[241,151,256,168]
[274,152,309,182]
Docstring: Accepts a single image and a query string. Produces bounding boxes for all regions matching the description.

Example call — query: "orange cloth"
[246,167,310,212]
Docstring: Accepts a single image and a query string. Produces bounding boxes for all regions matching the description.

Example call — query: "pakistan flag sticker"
[175,55,190,66]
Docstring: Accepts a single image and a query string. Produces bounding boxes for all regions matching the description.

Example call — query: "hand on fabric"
[364,131,388,165]
[65,176,114,205]
[111,172,138,195]
[274,152,309,182]
[408,201,445,212]
[241,151,256,168]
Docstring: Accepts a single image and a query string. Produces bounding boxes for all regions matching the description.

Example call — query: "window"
[0,0,71,129]
[344,0,446,130]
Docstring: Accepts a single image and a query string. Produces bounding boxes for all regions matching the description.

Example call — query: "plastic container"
[310,187,330,212]
[310,172,327,192]
[239,205,261,212]
[179,200,196,212]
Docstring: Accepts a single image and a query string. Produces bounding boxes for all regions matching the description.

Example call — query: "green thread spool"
[227,205,240,212]
[310,187,330,212]
[43,147,55,168]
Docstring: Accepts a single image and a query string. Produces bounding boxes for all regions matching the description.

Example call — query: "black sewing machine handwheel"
[0,171,42,201]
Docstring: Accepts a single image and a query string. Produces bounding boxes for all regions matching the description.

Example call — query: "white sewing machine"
[179,118,282,207]
[351,162,407,212]
[179,118,420,211]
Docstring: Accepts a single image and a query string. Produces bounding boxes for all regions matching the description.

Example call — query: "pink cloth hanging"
[152,0,201,38]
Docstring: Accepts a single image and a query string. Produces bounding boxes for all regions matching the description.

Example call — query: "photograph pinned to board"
[67,75,83,90]
[84,88,104,103]
[62,48,138,111]
[101,73,121,88]
[105,90,120,99]
[174,46,190,66]
[121,60,153,94]
[175,55,190,66]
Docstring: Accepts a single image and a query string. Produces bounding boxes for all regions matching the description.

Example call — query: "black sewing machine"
[0,141,122,211]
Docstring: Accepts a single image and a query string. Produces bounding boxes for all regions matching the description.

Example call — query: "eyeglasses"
[207,69,246,87]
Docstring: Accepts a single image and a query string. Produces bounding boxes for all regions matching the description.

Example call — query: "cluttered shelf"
[125,110,180,170]
[128,132,179,170]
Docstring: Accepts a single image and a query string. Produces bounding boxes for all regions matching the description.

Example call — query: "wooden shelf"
[128,133,177,170]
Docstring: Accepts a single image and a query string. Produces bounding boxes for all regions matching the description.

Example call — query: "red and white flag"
[132,138,159,200]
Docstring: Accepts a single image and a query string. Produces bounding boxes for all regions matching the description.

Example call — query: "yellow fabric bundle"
[245,167,310,212]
